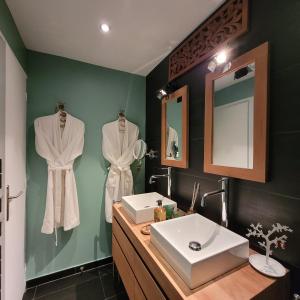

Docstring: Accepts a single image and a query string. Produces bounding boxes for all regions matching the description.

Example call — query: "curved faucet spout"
[149,174,167,184]
[201,189,224,207]
[149,176,155,184]
[200,177,229,228]
[148,167,172,198]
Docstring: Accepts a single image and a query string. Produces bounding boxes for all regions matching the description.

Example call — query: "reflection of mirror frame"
[161,85,189,168]
[204,42,269,182]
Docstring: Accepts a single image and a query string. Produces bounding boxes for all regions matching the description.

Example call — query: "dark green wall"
[0,0,26,69]
[26,50,145,279]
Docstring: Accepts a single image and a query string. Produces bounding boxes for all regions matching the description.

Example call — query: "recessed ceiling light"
[100,23,110,33]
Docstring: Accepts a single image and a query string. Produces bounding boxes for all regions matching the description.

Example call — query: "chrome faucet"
[201,177,229,228]
[149,167,171,198]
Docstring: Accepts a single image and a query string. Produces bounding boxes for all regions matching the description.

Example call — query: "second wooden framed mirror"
[161,85,189,168]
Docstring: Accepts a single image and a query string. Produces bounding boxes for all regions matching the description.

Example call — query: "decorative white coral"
[246,223,293,264]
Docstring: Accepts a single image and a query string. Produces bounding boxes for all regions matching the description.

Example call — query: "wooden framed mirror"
[161,85,189,168]
[204,42,269,182]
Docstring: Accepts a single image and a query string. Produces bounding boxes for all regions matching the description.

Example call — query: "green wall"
[26,50,145,280]
[0,0,26,69]
[214,77,254,107]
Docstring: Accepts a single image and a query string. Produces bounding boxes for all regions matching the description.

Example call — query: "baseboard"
[26,256,113,288]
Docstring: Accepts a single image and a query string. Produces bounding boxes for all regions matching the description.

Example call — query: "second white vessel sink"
[121,192,177,224]
[151,214,249,289]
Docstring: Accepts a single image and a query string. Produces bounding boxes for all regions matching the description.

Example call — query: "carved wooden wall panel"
[168,0,248,81]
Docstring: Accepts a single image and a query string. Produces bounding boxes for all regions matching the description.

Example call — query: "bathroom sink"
[150,214,249,289]
[121,192,177,224]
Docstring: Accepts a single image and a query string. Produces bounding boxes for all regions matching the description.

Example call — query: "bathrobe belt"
[48,164,73,171]
[109,165,131,203]
[47,163,73,246]
[110,164,130,172]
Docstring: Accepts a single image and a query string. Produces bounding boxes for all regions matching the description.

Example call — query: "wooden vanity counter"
[112,203,289,300]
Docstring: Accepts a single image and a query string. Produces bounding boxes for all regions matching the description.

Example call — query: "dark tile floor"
[23,263,129,300]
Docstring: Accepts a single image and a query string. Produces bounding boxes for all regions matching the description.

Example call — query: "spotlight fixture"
[100,23,110,33]
[155,82,177,100]
[156,89,167,100]
[160,89,167,96]
[222,62,232,73]
[215,51,227,64]
[207,60,217,72]
[207,49,230,72]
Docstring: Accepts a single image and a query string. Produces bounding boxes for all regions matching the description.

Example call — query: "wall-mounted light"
[223,62,232,73]
[207,49,230,72]
[215,51,227,64]
[207,60,217,72]
[155,82,177,100]
[156,89,167,100]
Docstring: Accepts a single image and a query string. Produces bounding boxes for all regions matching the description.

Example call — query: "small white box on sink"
[121,192,177,224]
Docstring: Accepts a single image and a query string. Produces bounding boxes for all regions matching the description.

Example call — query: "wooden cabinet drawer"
[113,217,165,299]
[112,235,135,300]
[134,252,166,300]
[113,217,135,267]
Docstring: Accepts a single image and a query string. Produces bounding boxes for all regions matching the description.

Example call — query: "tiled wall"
[145,0,300,293]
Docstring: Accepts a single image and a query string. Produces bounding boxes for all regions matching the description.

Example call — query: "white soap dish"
[249,254,286,278]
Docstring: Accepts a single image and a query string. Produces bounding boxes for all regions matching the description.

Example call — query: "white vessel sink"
[121,192,177,224]
[151,214,249,289]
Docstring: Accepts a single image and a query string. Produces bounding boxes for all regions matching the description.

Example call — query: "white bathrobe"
[34,112,84,238]
[166,125,179,158]
[102,120,139,223]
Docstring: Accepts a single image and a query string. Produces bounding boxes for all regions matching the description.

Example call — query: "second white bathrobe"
[102,120,139,223]
[35,112,84,237]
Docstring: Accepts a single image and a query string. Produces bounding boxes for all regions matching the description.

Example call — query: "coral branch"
[246,222,293,264]
[258,241,267,250]
[246,223,263,238]
[267,223,293,238]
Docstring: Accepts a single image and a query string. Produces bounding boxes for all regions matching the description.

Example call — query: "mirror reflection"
[133,139,147,160]
[213,63,255,169]
[166,97,182,160]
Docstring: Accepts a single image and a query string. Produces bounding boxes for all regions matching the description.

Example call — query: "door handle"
[8,190,23,200]
[6,185,24,221]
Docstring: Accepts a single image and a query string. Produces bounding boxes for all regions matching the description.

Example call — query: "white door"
[0,34,27,300]
[213,97,254,169]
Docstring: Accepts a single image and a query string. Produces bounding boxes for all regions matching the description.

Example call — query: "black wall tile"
[145,0,300,294]
[230,185,300,268]
[270,66,300,133]
[237,132,300,198]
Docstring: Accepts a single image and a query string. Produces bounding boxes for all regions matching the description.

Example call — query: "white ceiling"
[6,0,224,76]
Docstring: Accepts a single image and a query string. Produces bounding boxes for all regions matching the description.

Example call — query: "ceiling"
[6,0,225,76]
